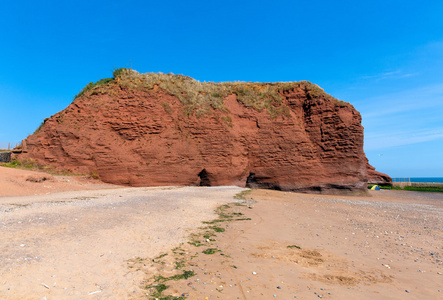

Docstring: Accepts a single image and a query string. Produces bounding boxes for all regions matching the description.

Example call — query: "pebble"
[405,290,410,293]
[252,272,257,275]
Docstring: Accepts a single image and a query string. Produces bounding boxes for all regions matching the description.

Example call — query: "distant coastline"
[385,178,443,193]
[392,177,443,183]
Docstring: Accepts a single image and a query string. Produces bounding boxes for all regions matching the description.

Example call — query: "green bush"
[112,67,129,78]
[74,78,113,99]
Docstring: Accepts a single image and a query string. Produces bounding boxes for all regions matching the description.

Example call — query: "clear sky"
[1,0,442,178]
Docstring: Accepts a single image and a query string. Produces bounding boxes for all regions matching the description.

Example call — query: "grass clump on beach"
[144,269,194,299]
[234,189,252,200]
[202,205,251,224]
[202,248,221,255]
[153,270,195,282]
[154,253,168,261]
[208,225,225,233]
[287,244,302,249]
[148,283,169,298]
[141,257,195,299]
[130,196,253,299]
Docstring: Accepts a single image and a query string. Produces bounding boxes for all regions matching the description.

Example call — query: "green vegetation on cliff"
[74,68,348,117]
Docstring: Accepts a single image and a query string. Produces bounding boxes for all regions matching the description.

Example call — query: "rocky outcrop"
[19,70,389,193]
[0,152,11,163]
[366,160,392,185]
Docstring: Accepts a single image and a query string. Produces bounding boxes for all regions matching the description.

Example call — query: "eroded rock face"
[366,160,392,185]
[20,73,389,193]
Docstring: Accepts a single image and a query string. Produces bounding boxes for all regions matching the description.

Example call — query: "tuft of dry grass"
[74,68,349,117]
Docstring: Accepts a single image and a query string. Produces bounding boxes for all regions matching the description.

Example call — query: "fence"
[392,178,411,183]
[392,178,411,187]
[0,142,21,150]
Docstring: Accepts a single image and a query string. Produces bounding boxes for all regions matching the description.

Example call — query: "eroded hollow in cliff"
[198,169,211,186]
[246,172,282,190]
[246,173,257,188]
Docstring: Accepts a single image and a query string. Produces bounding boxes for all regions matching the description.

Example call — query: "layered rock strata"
[19,70,390,192]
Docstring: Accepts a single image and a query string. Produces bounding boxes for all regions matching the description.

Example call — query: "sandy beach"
[165,189,441,299]
[0,166,441,299]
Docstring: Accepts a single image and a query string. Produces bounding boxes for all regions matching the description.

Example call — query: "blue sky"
[1,0,442,177]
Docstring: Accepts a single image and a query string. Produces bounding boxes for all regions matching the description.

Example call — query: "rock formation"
[19,69,390,193]
[366,159,392,185]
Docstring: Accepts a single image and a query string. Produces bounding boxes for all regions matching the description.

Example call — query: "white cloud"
[361,70,419,81]
[358,82,443,120]
[359,81,443,151]
[365,128,443,150]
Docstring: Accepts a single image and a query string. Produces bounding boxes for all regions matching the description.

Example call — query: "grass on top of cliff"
[74,68,348,117]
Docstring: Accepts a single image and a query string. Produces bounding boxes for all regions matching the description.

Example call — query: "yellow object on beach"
[371,185,381,190]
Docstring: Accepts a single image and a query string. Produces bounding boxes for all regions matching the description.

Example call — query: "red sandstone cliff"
[19,69,390,192]
[366,159,392,185]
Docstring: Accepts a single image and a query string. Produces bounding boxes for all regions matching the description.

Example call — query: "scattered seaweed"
[287,244,302,249]
[130,196,253,299]
[202,248,221,255]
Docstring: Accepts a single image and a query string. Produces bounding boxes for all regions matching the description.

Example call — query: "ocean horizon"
[392,177,443,183]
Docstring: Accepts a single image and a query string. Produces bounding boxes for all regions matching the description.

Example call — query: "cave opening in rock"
[198,169,210,186]
[246,172,282,190]
[246,172,256,188]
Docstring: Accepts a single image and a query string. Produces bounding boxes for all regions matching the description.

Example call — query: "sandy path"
[0,186,245,299]
[167,189,442,299]
[1,166,442,299]
[0,166,116,197]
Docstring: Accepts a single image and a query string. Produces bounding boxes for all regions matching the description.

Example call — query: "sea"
[392,177,443,183]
